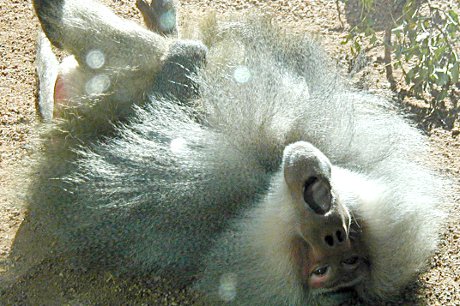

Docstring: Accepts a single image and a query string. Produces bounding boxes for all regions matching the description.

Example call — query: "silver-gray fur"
[24,0,445,304]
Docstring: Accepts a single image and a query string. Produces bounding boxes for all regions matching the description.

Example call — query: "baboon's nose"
[323,228,347,248]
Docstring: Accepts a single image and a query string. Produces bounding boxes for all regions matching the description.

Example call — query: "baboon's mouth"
[325,273,366,292]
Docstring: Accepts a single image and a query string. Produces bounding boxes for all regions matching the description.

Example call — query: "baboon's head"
[283,141,369,293]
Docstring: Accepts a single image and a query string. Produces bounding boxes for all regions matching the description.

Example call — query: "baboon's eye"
[312,265,329,276]
[342,256,359,266]
[303,176,332,215]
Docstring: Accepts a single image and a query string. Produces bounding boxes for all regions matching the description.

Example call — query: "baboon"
[16,0,446,304]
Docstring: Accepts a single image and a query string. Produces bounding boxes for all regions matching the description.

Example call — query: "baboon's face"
[283,141,369,292]
[291,221,369,293]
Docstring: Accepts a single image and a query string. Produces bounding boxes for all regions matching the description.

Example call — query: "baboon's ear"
[33,0,65,48]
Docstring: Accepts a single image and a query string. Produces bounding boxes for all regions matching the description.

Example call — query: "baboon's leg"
[33,0,169,74]
[33,0,207,137]
[136,0,178,36]
[36,32,59,121]
[135,1,207,102]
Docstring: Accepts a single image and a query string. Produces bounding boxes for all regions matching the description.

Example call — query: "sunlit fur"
[23,0,446,304]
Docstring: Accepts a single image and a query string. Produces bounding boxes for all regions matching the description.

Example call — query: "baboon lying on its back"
[22,0,446,304]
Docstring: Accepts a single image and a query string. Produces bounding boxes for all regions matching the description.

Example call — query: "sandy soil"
[0,0,459,304]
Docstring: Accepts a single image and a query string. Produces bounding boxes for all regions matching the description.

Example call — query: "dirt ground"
[0,0,459,305]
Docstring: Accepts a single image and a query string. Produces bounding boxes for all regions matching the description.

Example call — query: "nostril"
[336,229,344,242]
[324,235,334,246]
[324,230,346,247]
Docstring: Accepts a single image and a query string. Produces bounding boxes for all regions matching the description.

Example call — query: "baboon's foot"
[136,0,178,36]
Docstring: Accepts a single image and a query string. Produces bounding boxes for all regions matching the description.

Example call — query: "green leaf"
[448,10,459,25]
[369,34,377,45]
[433,46,447,62]
[437,72,449,86]
[405,69,415,84]
[434,90,448,101]
[354,40,362,53]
